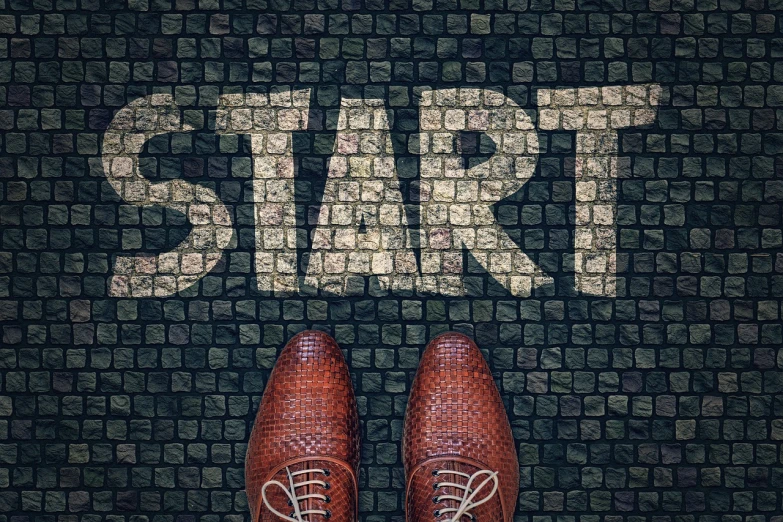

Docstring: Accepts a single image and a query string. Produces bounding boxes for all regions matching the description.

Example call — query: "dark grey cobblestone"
[2,0,783,521]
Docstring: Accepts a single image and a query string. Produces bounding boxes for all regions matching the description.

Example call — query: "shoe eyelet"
[324,510,332,519]
[287,500,293,507]
[432,497,439,504]
[432,469,440,476]
[324,482,330,490]
[322,469,330,477]
[325,496,331,504]
[433,483,439,490]
[434,510,440,517]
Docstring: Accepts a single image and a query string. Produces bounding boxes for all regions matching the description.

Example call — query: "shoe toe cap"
[404,331,517,475]
[419,332,494,383]
[280,329,345,365]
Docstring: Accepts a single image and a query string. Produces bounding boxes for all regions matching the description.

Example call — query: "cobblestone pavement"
[1,1,783,522]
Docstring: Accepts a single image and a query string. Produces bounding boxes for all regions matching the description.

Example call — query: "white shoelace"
[433,469,499,522]
[261,466,331,522]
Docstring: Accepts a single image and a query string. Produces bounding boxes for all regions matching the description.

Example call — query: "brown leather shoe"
[246,331,360,522]
[403,333,519,522]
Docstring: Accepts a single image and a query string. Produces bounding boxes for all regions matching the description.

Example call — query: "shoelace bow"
[262,466,332,522]
[432,469,499,522]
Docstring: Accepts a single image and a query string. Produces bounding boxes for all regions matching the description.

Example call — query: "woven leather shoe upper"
[403,333,519,522]
[245,330,361,522]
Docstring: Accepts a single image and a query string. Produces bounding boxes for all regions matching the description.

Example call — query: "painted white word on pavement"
[101,84,661,298]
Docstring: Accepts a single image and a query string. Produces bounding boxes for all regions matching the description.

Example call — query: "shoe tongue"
[272,460,325,475]
[413,461,504,522]
[265,464,327,519]
[434,459,484,479]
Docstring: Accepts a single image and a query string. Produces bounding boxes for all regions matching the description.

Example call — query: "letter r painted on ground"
[414,87,543,297]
